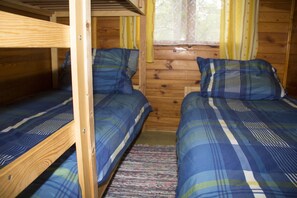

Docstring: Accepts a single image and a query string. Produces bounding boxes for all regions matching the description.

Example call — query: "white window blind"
[154,0,221,45]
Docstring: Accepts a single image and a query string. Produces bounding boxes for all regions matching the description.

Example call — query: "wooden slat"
[259,12,290,22]
[258,32,288,44]
[0,11,70,48]
[256,53,286,64]
[0,0,53,17]
[55,10,141,17]
[257,43,287,54]
[0,122,75,198]
[147,60,198,70]
[147,79,199,90]
[259,0,292,12]
[258,22,290,33]
[147,70,200,80]
[146,88,185,98]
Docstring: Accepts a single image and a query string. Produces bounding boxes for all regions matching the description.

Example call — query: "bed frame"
[0,1,146,197]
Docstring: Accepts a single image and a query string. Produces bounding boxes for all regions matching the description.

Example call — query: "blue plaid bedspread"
[176,92,297,198]
[0,90,151,197]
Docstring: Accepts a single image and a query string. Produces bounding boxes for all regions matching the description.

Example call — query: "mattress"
[0,89,151,197]
[0,90,74,168]
[176,92,297,198]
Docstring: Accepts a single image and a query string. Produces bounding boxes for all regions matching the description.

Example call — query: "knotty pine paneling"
[257,0,293,84]
[97,17,120,49]
[0,48,52,104]
[286,2,297,98]
[145,45,219,132]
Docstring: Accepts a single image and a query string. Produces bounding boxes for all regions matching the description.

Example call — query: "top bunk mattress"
[176,92,297,197]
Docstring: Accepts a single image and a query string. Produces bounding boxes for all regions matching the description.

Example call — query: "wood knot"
[166,61,173,70]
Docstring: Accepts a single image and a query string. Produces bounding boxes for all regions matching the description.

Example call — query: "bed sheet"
[0,90,74,168]
[176,92,297,197]
[0,90,151,197]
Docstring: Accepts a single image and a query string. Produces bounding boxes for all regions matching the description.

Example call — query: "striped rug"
[104,144,177,198]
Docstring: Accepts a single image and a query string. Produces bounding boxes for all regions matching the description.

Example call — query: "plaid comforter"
[0,90,151,197]
[176,92,297,198]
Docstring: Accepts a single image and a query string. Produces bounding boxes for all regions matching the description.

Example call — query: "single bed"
[0,1,147,197]
[0,88,150,197]
[176,57,297,197]
[0,47,151,197]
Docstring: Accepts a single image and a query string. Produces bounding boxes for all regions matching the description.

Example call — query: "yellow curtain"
[120,17,139,49]
[220,0,259,60]
[120,0,155,62]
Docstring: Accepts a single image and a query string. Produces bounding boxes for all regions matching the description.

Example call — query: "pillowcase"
[92,48,133,94]
[197,57,286,100]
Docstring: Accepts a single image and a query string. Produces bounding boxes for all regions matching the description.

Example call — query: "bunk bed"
[176,57,297,197]
[0,0,149,197]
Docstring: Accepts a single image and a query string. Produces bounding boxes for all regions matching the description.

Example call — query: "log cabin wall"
[287,1,297,97]
[0,8,52,105]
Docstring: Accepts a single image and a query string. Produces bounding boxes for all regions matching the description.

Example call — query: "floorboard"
[135,131,176,145]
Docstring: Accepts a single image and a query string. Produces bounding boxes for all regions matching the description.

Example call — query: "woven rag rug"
[103,144,177,198]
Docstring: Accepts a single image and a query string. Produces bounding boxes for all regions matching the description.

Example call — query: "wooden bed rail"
[0,11,70,48]
[0,122,75,198]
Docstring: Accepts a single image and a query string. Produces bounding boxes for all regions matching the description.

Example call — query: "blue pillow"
[197,57,286,100]
[92,48,133,94]
[59,48,136,94]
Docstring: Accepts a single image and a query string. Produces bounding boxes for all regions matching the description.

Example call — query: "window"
[154,0,221,45]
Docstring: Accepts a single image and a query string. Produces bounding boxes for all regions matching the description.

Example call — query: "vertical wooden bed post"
[69,0,98,197]
[92,17,98,48]
[50,13,59,89]
[283,0,296,88]
[139,10,147,94]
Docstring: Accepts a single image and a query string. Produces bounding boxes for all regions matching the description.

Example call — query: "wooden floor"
[135,131,176,145]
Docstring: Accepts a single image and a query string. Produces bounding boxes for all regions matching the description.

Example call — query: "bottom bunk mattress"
[0,89,151,197]
[176,92,297,198]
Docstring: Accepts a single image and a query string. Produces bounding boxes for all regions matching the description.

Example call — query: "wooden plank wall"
[0,9,52,105]
[145,45,218,132]
[257,0,293,84]
[145,0,296,132]
[287,1,297,97]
